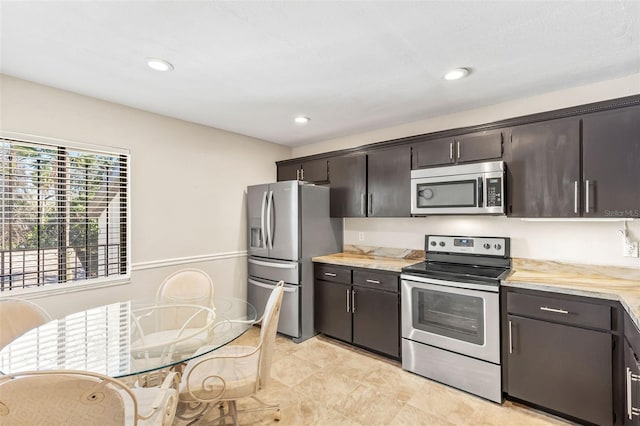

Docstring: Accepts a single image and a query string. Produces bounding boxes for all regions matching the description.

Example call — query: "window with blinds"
[0,135,129,292]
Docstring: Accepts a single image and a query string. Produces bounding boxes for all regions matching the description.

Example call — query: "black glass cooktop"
[402,261,510,283]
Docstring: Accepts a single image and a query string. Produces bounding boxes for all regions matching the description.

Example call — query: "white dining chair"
[0,370,178,425]
[0,298,52,349]
[176,280,285,425]
[156,268,215,307]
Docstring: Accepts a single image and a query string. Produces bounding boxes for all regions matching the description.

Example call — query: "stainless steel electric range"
[401,235,511,403]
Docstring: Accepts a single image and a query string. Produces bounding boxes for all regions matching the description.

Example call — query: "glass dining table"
[0,297,257,381]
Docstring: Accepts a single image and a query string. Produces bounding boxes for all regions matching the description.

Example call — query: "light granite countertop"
[504,258,640,329]
[312,245,424,272]
[313,247,640,329]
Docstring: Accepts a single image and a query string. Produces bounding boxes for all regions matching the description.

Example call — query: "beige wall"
[0,74,290,317]
[293,73,640,268]
[2,72,640,317]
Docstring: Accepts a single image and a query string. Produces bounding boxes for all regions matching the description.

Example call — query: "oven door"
[401,276,500,364]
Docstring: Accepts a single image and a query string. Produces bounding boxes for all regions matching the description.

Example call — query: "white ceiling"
[1,1,639,147]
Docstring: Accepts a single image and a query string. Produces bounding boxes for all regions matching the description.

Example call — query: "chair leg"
[228,400,239,426]
[196,401,234,426]
[239,395,281,421]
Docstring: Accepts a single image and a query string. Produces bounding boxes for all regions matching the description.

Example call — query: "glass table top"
[0,297,257,378]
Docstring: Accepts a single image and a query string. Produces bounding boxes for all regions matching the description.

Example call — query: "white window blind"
[0,136,129,292]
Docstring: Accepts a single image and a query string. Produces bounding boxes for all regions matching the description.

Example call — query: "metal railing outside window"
[0,135,129,292]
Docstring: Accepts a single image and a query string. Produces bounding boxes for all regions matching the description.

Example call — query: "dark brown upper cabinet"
[508,105,640,218]
[412,130,503,169]
[367,145,411,217]
[582,105,640,218]
[329,153,367,217]
[277,158,328,183]
[277,162,300,181]
[277,96,639,219]
[507,117,581,217]
[329,146,411,218]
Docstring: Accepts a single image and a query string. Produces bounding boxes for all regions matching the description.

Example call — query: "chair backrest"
[156,268,215,328]
[257,280,285,387]
[0,370,136,425]
[156,268,214,305]
[0,299,52,349]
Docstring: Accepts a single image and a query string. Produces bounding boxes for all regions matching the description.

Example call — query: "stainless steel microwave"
[410,161,505,215]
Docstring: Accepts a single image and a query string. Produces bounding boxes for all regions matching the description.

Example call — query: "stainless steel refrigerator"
[247,181,342,343]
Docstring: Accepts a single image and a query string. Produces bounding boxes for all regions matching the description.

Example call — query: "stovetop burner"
[402,261,510,283]
[401,235,512,285]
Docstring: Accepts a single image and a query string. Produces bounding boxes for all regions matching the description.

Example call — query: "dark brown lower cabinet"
[314,263,400,358]
[507,314,613,425]
[624,313,640,425]
[624,339,640,425]
[314,279,351,342]
[351,286,399,357]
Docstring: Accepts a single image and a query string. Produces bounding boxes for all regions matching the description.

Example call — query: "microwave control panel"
[486,177,502,207]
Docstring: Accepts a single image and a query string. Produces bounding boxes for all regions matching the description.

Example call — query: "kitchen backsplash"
[344,216,640,268]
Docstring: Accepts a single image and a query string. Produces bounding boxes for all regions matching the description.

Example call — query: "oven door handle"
[477,177,483,208]
[400,274,500,293]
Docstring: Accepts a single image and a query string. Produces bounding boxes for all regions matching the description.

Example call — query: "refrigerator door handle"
[266,190,274,250]
[260,191,267,248]
[249,278,297,293]
[248,258,297,269]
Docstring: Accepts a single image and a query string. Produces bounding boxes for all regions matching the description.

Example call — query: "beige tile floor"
[187,326,573,425]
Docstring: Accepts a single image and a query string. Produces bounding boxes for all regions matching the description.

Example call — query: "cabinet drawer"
[314,264,351,284]
[507,292,611,331]
[353,270,399,292]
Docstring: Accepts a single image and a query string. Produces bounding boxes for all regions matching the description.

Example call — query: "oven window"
[412,287,485,345]
[416,180,476,208]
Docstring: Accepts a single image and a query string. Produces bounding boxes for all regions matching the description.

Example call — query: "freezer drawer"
[248,257,300,285]
[248,277,300,338]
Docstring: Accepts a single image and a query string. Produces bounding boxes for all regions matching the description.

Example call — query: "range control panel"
[426,235,508,257]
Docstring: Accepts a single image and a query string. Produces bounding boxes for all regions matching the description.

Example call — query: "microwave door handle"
[477,177,484,207]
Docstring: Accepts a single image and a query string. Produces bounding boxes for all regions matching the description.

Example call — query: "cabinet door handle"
[351,290,356,313]
[449,142,454,161]
[508,320,513,354]
[368,193,373,215]
[346,289,351,313]
[574,181,578,214]
[585,179,590,213]
[361,193,365,216]
[540,306,569,314]
[324,272,337,277]
[301,168,305,181]
[366,279,380,284]
[627,367,640,419]
[296,169,300,180]
[456,140,461,160]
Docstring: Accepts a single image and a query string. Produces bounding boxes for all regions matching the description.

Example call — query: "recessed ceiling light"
[444,67,470,81]
[294,116,310,125]
[146,58,174,72]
